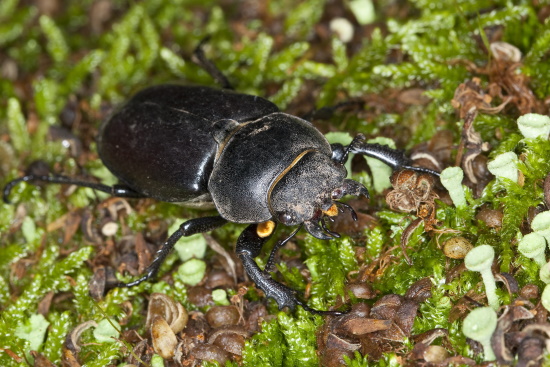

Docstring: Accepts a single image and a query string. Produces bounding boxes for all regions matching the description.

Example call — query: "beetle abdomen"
[98,85,280,202]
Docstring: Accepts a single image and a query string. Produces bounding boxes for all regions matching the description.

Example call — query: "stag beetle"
[3,72,439,316]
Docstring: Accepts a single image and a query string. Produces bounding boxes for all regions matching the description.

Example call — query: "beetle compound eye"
[331,188,343,200]
[277,212,294,225]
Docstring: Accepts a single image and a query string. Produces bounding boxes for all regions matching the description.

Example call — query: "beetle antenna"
[264,225,301,273]
[335,201,358,221]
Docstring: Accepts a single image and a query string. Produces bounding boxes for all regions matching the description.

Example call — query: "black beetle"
[3,83,439,315]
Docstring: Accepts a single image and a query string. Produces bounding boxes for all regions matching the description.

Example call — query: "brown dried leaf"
[38,291,54,316]
[370,294,403,320]
[126,339,149,366]
[345,282,377,300]
[491,306,515,364]
[494,272,519,295]
[62,320,98,367]
[517,336,545,367]
[340,318,392,336]
[88,266,117,301]
[394,299,419,337]
[405,277,432,303]
[31,351,56,367]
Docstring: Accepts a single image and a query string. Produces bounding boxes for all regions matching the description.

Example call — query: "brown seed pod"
[151,317,177,359]
[212,332,246,356]
[188,286,214,307]
[423,345,449,363]
[390,169,418,189]
[476,208,504,228]
[205,306,240,328]
[345,282,376,300]
[191,344,230,365]
[205,269,235,289]
[443,237,473,259]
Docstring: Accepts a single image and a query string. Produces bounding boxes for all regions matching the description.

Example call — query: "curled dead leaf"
[146,293,188,334]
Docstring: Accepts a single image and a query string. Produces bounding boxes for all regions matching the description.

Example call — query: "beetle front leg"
[236,223,344,315]
[117,215,227,288]
[348,134,440,176]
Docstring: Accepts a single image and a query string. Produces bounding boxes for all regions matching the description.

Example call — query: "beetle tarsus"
[295,300,347,316]
[117,215,227,287]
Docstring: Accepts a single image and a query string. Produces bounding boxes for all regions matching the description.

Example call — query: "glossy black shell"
[98,85,279,203]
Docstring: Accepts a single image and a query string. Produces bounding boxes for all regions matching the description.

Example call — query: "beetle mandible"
[3,65,439,316]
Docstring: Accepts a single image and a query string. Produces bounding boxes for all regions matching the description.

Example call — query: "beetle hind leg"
[3,174,145,203]
[237,223,344,315]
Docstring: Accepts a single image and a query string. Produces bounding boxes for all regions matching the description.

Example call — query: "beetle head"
[269,151,369,239]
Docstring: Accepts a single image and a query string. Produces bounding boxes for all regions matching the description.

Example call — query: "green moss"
[303,236,358,310]
[243,310,323,366]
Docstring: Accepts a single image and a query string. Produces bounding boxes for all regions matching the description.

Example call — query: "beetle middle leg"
[192,36,234,90]
[237,223,344,315]
[117,215,228,288]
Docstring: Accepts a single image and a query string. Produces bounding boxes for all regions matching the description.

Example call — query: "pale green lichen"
[517,113,550,139]
[463,307,497,361]
[440,166,467,208]
[518,232,547,268]
[464,245,499,310]
[532,211,550,243]
[173,230,207,262]
[93,318,121,343]
[212,289,230,306]
[14,314,50,358]
[487,152,519,183]
[540,262,550,284]
[177,259,207,286]
[542,284,550,312]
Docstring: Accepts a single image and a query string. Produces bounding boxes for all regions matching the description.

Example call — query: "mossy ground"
[1,0,550,366]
